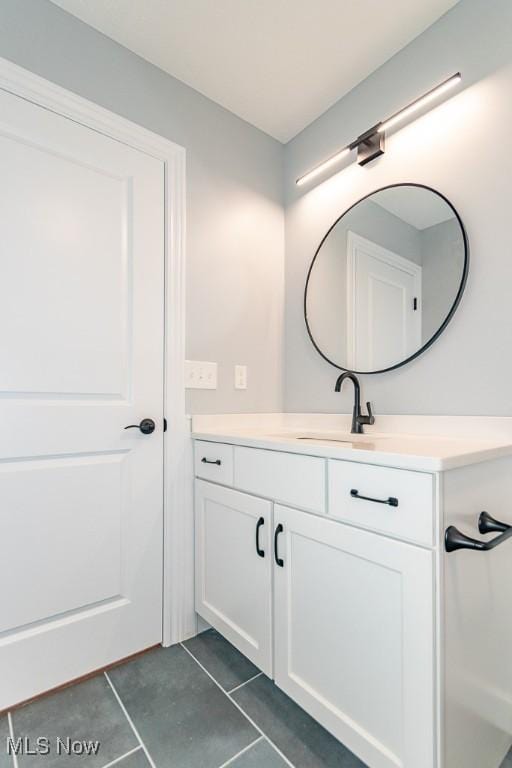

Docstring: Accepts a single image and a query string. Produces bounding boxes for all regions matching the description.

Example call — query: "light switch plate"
[234,365,247,390]
[185,360,217,389]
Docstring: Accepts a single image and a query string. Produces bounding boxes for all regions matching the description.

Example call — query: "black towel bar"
[445,512,512,552]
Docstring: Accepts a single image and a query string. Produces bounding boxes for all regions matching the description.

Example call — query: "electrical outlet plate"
[185,360,217,389]
[234,365,247,390]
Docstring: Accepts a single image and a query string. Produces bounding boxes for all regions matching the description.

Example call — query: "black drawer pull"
[256,517,265,558]
[274,524,284,567]
[201,457,221,466]
[445,511,512,552]
[350,489,398,507]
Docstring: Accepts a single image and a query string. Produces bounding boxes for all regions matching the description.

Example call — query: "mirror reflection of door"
[346,232,422,371]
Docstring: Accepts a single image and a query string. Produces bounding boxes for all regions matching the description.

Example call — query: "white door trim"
[346,230,422,369]
[0,56,191,647]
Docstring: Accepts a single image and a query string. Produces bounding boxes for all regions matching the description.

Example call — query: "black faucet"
[334,372,375,434]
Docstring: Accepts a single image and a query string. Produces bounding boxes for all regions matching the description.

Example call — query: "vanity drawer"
[194,441,234,485]
[234,446,325,514]
[328,460,434,545]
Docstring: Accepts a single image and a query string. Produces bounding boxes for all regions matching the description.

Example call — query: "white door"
[347,232,421,371]
[0,86,165,709]
[195,480,273,675]
[273,505,434,768]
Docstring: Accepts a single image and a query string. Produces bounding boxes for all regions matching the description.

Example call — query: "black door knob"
[124,418,156,435]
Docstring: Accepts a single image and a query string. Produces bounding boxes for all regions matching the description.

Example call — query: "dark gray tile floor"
[115,749,152,768]
[0,717,11,768]
[231,674,364,768]
[11,675,138,768]
[183,629,259,692]
[107,644,257,768]
[1,629,511,768]
[229,738,289,767]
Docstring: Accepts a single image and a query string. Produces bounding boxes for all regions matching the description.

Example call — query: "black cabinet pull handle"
[445,511,512,552]
[274,524,284,567]
[350,489,398,507]
[201,457,221,466]
[124,418,156,435]
[256,517,265,558]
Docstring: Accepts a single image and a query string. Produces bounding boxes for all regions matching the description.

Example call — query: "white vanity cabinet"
[194,439,436,768]
[273,504,434,768]
[195,480,273,675]
[193,436,512,768]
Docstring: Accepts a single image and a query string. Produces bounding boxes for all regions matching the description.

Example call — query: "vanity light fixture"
[377,73,461,132]
[296,72,462,187]
[295,147,351,187]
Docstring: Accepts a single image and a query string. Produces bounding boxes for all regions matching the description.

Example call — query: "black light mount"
[349,125,385,167]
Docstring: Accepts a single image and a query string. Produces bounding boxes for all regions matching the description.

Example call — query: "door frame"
[346,230,422,369]
[0,57,191,647]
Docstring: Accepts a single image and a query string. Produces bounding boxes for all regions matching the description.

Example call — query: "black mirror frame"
[303,182,469,375]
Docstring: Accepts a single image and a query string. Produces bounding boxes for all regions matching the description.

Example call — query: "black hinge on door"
[413,297,418,311]
[163,418,167,432]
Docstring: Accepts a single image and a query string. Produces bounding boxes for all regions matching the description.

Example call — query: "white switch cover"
[185,360,217,389]
[234,365,247,390]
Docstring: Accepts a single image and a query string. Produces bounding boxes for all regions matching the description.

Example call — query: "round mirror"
[304,184,468,374]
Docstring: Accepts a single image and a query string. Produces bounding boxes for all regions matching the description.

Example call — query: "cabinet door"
[195,480,272,675]
[273,505,434,768]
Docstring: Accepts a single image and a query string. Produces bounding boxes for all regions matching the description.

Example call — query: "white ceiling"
[50,0,459,142]
[374,188,454,230]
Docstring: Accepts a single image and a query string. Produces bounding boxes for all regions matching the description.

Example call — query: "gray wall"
[0,0,285,414]
[284,0,512,416]
[420,218,465,342]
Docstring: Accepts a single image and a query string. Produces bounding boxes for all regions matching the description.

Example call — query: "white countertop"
[191,414,512,472]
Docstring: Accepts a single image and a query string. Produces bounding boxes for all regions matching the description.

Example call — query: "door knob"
[124,418,156,435]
